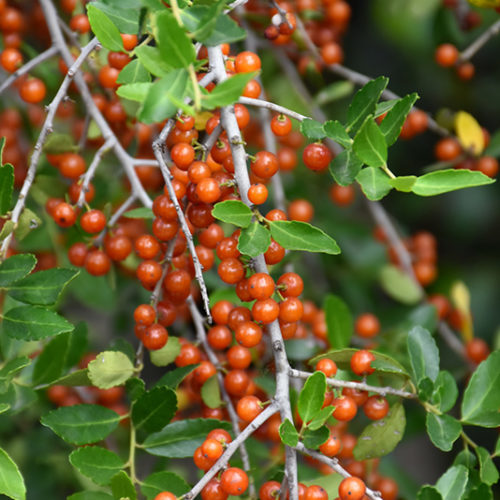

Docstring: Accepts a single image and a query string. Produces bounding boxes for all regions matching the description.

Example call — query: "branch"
[0,38,99,259]
[289,368,416,399]
[183,402,278,500]
[239,96,307,122]
[459,19,500,62]
[0,45,58,95]
[294,443,382,500]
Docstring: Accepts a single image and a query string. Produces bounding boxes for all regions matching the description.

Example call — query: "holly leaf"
[88,351,135,389]
[300,119,325,140]
[149,337,181,367]
[0,447,26,500]
[132,386,177,433]
[324,294,353,349]
[426,413,461,452]
[353,116,388,168]
[379,265,424,304]
[407,326,440,384]
[476,446,499,485]
[302,426,329,449]
[69,446,125,486]
[87,4,124,52]
[237,222,271,257]
[435,465,468,500]
[329,149,363,186]
[297,371,326,424]
[379,93,419,146]
[356,167,393,201]
[0,254,36,287]
[412,169,494,196]
[324,120,352,148]
[279,418,299,447]
[200,375,222,409]
[156,11,196,68]
[212,200,253,228]
[140,471,190,499]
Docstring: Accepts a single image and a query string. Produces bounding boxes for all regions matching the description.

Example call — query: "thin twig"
[459,19,500,62]
[239,96,307,122]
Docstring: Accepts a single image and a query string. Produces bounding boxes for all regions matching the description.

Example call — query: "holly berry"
[259,481,281,500]
[319,434,341,457]
[363,395,389,420]
[303,143,332,171]
[465,338,490,364]
[19,77,46,103]
[305,485,328,500]
[331,395,357,422]
[80,209,106,234]
[270,114,292,136]
[315,358,337,377]
[220,467,249,495]
[236,395,262,422]
[154,493,176,500]
[235,51,261,73]
[338,477,366,500]
[201,438,224,460]
[350,350,375,376]
[143,324,168,350]
[354,313,380,338]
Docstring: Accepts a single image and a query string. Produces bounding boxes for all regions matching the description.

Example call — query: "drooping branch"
[459,18,500,62]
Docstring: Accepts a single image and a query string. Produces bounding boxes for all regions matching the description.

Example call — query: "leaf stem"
[188,64,202,112]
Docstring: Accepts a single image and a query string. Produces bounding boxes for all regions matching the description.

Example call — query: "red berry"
[350,350,375,376]
[220,467,249,496]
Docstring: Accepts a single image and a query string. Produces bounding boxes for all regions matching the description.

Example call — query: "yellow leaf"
[195,111,214,131]
[467,0,500,8]
[455,111,485,155]
[451,281,474,342]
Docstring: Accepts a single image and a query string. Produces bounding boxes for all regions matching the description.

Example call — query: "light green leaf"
[0,254,36,287]
[201,375,222,409]
[134,45,171,77]
[356,167,392,200]
[87,4,124,52]
[117,59,151,84]
[279,418,299,447]
[435,465,468,500]
[417,486,442,500]
[426,413,461,452]
[389,175,417,192]
[15,208,41,241]
[300,119,325,140]
[237,222,271,257]
[324,120,352,148]
[42,133,78,155]
[212,200,253,228]
[431,371,458,413]
[324,294,353,349]
[141,471,190,499]
[203,72,257,109]
[88,351,135,389]
[132,386,177,433]
[353,116,388,167]
[123,207,155,219]
[329,149,363,186]
[156,11,196,68]
[297,371,326,424]
[90,2,140,33]
[116,82,151,103]
[379,265,424,304]
[407,326,440,384]
[150,337,181,367]
[476,446,499,485]
[0,447,26,500]
[412,169,494,196]
[110,470,137,500]
[308,406,335,431]
[379,93,419,145]
[69,446,125,486]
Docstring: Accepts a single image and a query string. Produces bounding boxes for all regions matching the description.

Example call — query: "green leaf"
[7,268,79,305]
[435,465,468,500]
[347,76,389,134]
[379,93,419,146]
[212,200,253,228]
[88,351,135,389]
[117,59,151,85]
[476,446,499,485]
[189,0,226,42]
[412,169,495,196]
[201,375,222,409]
[374,99,400,118]
[139,69,190,124]
[15,208,41,241]
[42,133,78,155]
[45,368,90,388]
[285,339,320,361]
[426,413,461,452]
[324,120,352,148]
[143,418,231,457]
[431,371,458,413]
[134,45,171,77]
[154,364,199,389]
[0,357,31,392]
[300,119,325,140]
[0,254,36,287]
[302,426,329,449]
[0,164,14,216]
[0,220,14,242]
[2,306,73,341]
[132,386,177,433]
[68,492,113,500]
[237,222,271,257]
[203,72,257,109]
[467,483,493,500]
[353,116,388,168]
[356,167,393,201]
[389,175,417,192]
[329,148,363,186]
[41,404,120,445]
[91,2,140,33]
[279,418,299,447]
[354,402,406,460]
[407,326,440,384]
[298,371,326,424]
[308,406,335,431]
[141,471,190,499]
[123,207,155,219]
[87,4,124,51]
[181,6,246,46]
[110,470,137,500]
[149,337,181,367]
[417,486,442,500]
[324,294,353,349]
[461,351,500,427]
[156,11,196,68]
[69,446,125,486]
[379,264,424,304]
[269,220,340,255]
[418,377,434,402]
[0,447,26,500]
[314,81,354,106]
[126,377,145,402]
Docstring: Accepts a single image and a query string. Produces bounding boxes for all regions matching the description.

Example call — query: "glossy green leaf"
[132,386,177,433]
[139,69,189,124]
[0,254,36,287]
[329,148,363,186]
[298,371,326,424]
[435,465,468,500]
[302,426,329,449]
[300,119,325,140]
[417,486,442,500]
[389,175,417,192]
[69,446,124,486]
[407,326,440,384]
[117,59,151,84]
[134,45,171,77]
[7,268,79,305]
[324,120,352,148]
[143,418,231,457]
[0,447,26,500]
[0,164,14,216]
[324,294,353,349]
[426,413,461,452]
[203,72,257,109]
[41,404,120,445]
[141,471,190,499]
[2,306,73,341]
[154,364,199,389]
[356,166,393,200]
[212,200,253,228]
[87,4,124,52]
[269,220,340,255]
[379,93,418,145]
[88,351,135,389]
[15,208,41,241]
[123,207,155,219]
[353,402,406,460]
[156,11,196,68]
[353,116,388,167]
[347,76,388,133]
[308,406,335,431]
[279,418,299,447]
[90,2,140,33]
[476,446,499,485]
[201,375,222,409]
[461,351,500,427]
[149,337,181,367]
[238,222,271,257]
[110,470,137,500]
[412,169,494,196]
[431,371,458,413]
[379,264,424,304]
